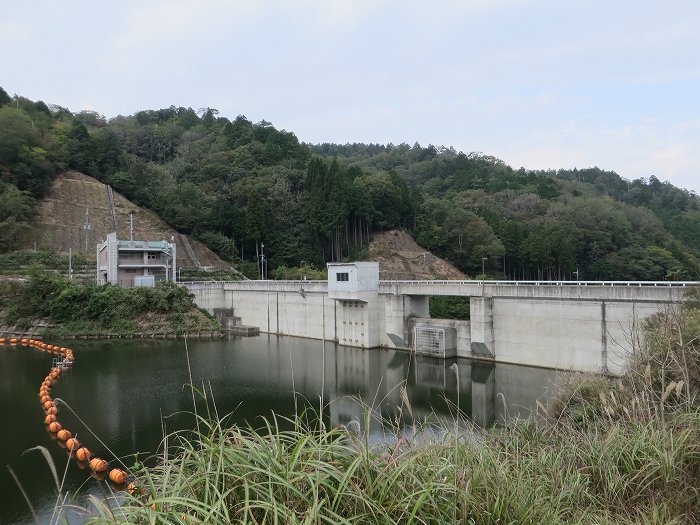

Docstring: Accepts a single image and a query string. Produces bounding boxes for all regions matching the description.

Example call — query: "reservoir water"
[0,336,565,524]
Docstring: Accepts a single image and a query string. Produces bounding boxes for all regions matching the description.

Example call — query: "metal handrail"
[378,280,699,287]
[180,280,699,288]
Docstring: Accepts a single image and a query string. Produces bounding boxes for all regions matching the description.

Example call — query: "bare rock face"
[368,230,466,280]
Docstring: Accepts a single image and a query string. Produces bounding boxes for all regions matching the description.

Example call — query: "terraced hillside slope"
[26,171,229,270]
[369,230,467,280]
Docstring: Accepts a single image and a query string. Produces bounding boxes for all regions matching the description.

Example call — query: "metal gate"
[414,325,456,358]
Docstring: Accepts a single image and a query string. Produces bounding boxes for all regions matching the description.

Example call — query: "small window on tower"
[336,272,349,282]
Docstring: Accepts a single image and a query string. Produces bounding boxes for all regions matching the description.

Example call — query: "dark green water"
[0,336,563,524]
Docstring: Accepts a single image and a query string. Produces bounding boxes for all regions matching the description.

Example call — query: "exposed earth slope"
[26,171,229,270]
[369,230,467,280]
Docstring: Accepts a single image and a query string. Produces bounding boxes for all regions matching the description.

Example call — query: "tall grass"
[81,399,700,525]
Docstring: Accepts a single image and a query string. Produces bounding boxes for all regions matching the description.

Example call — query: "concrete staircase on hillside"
[178,233,204,269]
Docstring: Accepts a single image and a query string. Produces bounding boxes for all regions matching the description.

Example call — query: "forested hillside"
[1,86,698,280]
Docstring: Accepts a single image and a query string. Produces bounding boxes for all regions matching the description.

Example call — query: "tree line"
[0,86,698,281]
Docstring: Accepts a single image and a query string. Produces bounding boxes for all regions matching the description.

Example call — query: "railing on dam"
[184,279,698,287]
[182,279,697,300]
[182,280,329,293]
[377,280,699,300]
[379,279,699,288]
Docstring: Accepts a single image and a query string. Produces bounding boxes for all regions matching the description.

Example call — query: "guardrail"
[378,280,700,288]
[180,280,327,286]
[181,280,699,288]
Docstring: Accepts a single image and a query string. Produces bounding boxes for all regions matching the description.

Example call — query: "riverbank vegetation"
[0,270,221,336]
[82,292,700,524]
[1,87,699,281]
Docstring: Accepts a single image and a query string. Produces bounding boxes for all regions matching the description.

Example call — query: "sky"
[2,0,699,192]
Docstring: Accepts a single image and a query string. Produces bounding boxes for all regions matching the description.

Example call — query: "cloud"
[496,116,700,192]
[1,0,699,192]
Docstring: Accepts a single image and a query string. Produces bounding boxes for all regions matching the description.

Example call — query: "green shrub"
[0,269,219,335]
[272,263,327,280]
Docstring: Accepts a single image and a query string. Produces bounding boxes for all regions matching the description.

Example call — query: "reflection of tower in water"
[329,348,409,436]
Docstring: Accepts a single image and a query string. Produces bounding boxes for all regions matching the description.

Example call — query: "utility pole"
[260,242,266,280]
[83,208,91,251]
[255,243,260,279]
[129,213,135,241]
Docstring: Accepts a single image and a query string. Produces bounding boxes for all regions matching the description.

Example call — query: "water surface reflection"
[0,336,564,524]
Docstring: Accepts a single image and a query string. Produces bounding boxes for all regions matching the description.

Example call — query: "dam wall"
[184,266,693,374]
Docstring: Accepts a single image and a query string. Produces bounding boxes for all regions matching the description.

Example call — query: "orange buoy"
[75,447,91,462]
[66,438,80,451]
[10,338,18,345]
[21,339,29,346]
[89,458,108,472]
[43,400,54,411]
[108,468,127,484]
[44,414,56,425]
[0,338,5,345]
[48,421,62,433]
[46,406,57,416]
[57,429,72,441]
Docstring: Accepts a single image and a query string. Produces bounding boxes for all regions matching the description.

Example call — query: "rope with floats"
[2,337,131,488]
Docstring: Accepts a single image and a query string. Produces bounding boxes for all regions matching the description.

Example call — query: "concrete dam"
[184,262,695,375]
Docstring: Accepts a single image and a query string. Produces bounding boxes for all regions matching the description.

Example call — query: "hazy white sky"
[2,1,699,192]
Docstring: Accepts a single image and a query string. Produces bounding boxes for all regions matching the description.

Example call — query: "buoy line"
[3,337,131,489]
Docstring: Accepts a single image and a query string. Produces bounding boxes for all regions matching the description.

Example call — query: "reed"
[79,396,700,525]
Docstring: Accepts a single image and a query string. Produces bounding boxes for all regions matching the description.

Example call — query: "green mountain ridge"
[0,86,698,281]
